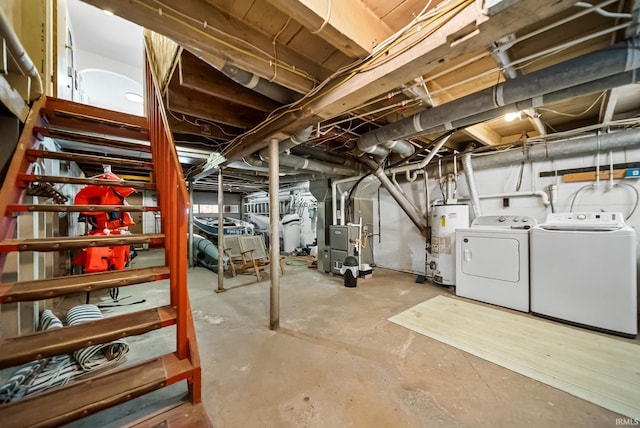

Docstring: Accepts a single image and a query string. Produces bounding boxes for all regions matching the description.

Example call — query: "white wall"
[374,145,640,276]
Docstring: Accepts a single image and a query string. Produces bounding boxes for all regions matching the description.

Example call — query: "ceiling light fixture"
[103,10,114,16]
[125,92,143,103]
[504,111,521,122]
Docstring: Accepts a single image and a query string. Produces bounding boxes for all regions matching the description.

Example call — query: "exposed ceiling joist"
[223,0,576,161]
[167,115,241,140]
[264,0,393,58]
[81,0,321,93]
[167,77,267,128]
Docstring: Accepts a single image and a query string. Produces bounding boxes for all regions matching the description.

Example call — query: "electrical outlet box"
[625,168,640,178]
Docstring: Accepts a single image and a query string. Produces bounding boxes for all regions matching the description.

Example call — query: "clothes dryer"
[455,215,537,312]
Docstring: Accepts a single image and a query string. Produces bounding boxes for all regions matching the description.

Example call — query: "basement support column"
[188,181,194,268]
[269,138,280,330]
[216,170,226,293]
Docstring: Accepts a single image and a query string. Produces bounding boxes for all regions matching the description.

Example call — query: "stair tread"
[130,401,213,428]
[0,233,165,252]
[39,99,149,141]
[0,266,170,303]
[25,149,155,170]
[17,174,156,190]
[0,305,176,370]
[34,127,152,152]
[7,204,160,214]
[0,353,194,428]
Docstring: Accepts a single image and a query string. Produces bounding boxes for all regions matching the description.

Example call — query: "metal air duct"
[359,35,640,148]
[221,63,301,105]
[362,158,428,235]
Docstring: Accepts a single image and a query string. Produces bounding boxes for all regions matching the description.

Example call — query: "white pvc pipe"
[390,134,451,179]
[339,191,349,225]
[332,176,363,225]
[455,190,550,206]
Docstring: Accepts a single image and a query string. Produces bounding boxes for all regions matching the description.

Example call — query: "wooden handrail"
[143,35,199,401]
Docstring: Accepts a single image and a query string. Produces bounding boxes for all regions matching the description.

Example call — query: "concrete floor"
[64,249,634,427]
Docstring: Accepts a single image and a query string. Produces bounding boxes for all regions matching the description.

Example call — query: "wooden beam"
[311,0,576,119]
[264,0,393,58]
[179,51,280,113]
[167,75,268,129]
[82,0,324,93]
[223,0,576,161]
[562,169,626,183]
[167,115,241,140]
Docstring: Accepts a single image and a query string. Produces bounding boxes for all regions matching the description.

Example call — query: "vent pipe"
[362,157,428,235]
[428,128,640,177]
[360,35,640,148]
[221,63,301,105]
[461,147,482,218]
[259,127,359,176]
[0,7,43,100]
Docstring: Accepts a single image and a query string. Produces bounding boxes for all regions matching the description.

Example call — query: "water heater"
[428,204,469,285]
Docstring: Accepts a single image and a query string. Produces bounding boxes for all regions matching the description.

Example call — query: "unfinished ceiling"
[76,0,640,193]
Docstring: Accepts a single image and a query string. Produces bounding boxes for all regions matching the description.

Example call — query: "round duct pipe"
[359,35,640,149]
[428,128,640,177]
[221,63,301,105]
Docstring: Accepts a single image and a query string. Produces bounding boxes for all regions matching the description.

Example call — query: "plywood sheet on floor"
[389,295,640,419]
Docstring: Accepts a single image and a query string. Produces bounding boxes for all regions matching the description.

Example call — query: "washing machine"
[530,212,637,337]
[455,215,537,312]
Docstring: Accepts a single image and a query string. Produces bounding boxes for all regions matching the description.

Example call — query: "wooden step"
[0,233,165,252]
[33,127,152,153]
[130,401,213,427]
[17,174,156,190]
[0,305,176,369]
[25,149,155,170]
[1,353,194,428]
[6,204,160,215]
[40,98,149,141]
[0,266,170,303]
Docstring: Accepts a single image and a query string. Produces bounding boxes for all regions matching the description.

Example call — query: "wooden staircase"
[0,57,207,426]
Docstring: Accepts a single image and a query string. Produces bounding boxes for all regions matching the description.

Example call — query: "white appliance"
[429,204,469,285]
[455,215,537,312]
[530,212,637,336]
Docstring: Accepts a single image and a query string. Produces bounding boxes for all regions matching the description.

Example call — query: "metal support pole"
[188,181,194,268]
[216,169,226,293]
[269,138,280,330]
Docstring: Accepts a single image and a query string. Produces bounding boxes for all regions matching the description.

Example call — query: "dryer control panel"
[541,212,624,231]
[471,215,537,229]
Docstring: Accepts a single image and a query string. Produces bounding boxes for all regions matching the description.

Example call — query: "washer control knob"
[577,214,587,220]
[498,216,507,222]
[513,217,520,222]
[522,217,529,222]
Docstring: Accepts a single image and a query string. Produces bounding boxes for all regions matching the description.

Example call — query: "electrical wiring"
[134,0,318,85]
[311,0,332,34]
[220,0,473,157]
[270,17,292,83]
[372,0,435,55]
[509,22,631,74]
[570,182,639,220]
[360,0,474,72]
[538,91,607,118]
